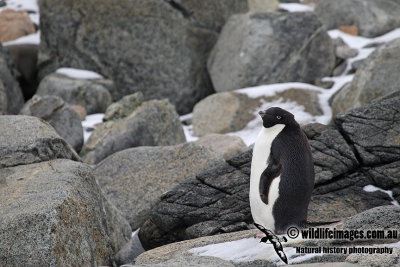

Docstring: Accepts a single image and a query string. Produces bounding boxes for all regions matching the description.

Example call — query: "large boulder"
[331,38,400,117]
[0,9,35,43]
[80,99,186,164]
[207,12,335,92]
[315,0,400,38]
[139,91,400,249]
[38,0,248,114]
[36,72,113,114]
[20,95,84,152]
[194,134,248,160]
[103,92,143,121]
[192,88,323,137]
[0,115,80,169]
[0,45,24,114]
[95,143,224,229]
[0,160,116,266]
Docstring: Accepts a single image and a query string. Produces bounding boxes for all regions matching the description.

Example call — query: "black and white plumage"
[250,107,314,234]
[254,223,288,264]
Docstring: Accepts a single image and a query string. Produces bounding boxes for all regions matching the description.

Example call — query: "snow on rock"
[3,30,40,46]
[82,113,104,143]
[363,185,400,206]
[56,68,104,80]
[0,0,40,26]
[278,3,314,13]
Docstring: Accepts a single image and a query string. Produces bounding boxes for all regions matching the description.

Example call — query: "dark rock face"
[0,115,80,169]
[207,12,335,92]
[80,99,186,164]
[315,0,400,37]
[139,91,400,249]
[0,45,24,115]
[19,95,84,152]
[139,150,253,249]
[38,0,248,114]
[36,73,113,114]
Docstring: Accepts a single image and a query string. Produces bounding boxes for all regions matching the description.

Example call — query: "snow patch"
[3,30,40,46]
[82,113,104,143]
[56,68,104,80]
[279,3,314,12]
[363,185,399,206]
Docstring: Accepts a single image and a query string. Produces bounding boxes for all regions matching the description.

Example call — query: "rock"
[331,38,400,116]
[303,123,359,185]
[38,0,248,114]
[0,45,24,114]
[136,230,256,266]
[6,44,39,100]
[80,99,186,164]
[334,38,358,60]
[139,149,253,249]
[192,92,258,136]
[315,0,400,37]
[0,115,80,169]
[0,160,115,266]
[346,250,400,267]
[194,134,248,160]
[248,0,279,12]
[20,95,84,152]
[103,92,143,121]
[337,25,359,36]
[95,143,224,229]
[36,72,113,114]
[103,196,133,256]
[70,105,87,121]
[207,12,335,92]
[343,205,400,230]
[192,88,323,137]
[330,83,353,118]
[0,9,35,43]
[114,231,145,266]
[335,91,400,165]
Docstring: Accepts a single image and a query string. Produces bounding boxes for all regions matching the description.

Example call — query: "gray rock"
[192,92,258,136]
[115,231,145,266]
[36,72,112,114]
[194,134,248,160]
[315,0,400,37]
[343,205,400,230]
[103,92,143,122]
[331,38,400,115]
[0,160,114,266]
[0,115,80,169]
[19,95,84,152]
[38,0,248,114]
[136,230,257,266]
[80,99,186,164]
[303,123,359,185]
[0,45,24,114]
[95,142,224,229]
[207,12,335,92]
[139,149,253,249]
[335,91,400,165]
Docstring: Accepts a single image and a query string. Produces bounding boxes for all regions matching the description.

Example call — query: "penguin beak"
[258,110,266,118]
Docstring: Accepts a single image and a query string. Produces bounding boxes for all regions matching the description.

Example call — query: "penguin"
[249,107,314,234]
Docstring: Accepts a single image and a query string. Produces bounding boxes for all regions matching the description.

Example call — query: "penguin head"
[258,107,296,128]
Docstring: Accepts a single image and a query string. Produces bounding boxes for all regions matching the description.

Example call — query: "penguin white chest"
[250,124,285,231]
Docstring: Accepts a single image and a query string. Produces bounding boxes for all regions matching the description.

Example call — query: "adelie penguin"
[250,107,321,235]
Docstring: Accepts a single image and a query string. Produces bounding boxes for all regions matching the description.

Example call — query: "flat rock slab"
[0,115,80,169]
[0,160,114,266]
[95,142,224,229]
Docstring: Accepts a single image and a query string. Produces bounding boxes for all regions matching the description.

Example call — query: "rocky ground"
[1,0,400,266]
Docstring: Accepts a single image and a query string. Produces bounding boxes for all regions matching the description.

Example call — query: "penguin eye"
[276,116,281,120]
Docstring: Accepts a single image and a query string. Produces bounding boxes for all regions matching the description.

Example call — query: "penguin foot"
[254,232,266,239]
